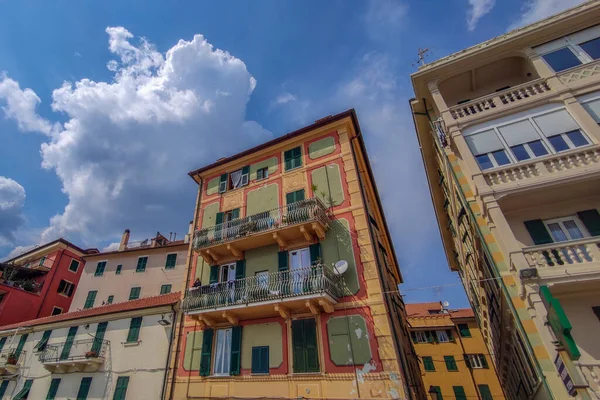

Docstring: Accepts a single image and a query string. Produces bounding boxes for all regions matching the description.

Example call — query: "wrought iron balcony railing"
[193,198,330,250]
[182,264,342,312]
[0,348,26,369]
[39,338,108,364]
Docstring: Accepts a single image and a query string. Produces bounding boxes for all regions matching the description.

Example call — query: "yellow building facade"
[411,2,600,399]
[407,302,504,400]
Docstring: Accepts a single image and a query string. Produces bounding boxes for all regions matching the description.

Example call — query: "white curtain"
[464,130,504,155]
[230,170,243,189]
[214,329,232,375]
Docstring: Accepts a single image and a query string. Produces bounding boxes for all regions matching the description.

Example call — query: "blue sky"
[0,0,586,308]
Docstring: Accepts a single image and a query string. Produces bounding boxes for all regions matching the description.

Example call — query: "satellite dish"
[334,260,348,275]
[443,301,450,308]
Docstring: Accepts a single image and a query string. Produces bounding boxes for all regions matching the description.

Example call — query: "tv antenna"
[411,47,431,68]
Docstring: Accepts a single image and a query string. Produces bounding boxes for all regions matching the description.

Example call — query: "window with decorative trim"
[534,25,600,72]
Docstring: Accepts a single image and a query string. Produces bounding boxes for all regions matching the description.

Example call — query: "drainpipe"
[161,305,178,400]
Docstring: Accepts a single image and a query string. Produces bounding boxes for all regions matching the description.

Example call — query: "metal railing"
[0,349,26,368]
[182,264,342,312]
[193,198,330,250]
[39,338,108,364]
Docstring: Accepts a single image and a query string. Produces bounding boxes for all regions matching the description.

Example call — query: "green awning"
[13,379,32,400]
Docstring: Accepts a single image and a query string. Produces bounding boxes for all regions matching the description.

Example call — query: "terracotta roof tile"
[449,308,475,318]
[0,292,180,331]
[406,302,475,319]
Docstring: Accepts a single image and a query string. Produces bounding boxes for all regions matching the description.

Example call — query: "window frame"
[165,253,177,269]
[213,328,233,376]
[68,259,80,273]
[94,261,107,277]
[256,167,269,181]
[107,295,114,304]
[160,284,172,294]
[83,291,97,309]
[467,354,487,369]
[57,279,75,297]
[135,256,148,273]
[251,345,270,374]
[444,355,458,371]
[436,330,449,342]
[423,356,435,372]
[126,317,143,343]
[415,331,428,343]
[457,323,471,338]
[543,215,589,242]
[129,287,141,300]
[51,306,63,315]
[284,146,302,171]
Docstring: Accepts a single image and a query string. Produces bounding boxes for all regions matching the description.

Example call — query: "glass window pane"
[528,140,548,157]
[476,154,494,170]
[547,223,568,242]
[542,48,582,72]
[492,150,510,166]
[511,144,530,161]
[563,220,584,240]
[548,135,570,152]
[580,37,600,60]
[566,130,589,147]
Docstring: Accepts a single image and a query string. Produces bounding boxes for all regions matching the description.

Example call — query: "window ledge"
[122,340,141,347]
[209,374,231,378]
[284,165,302,173]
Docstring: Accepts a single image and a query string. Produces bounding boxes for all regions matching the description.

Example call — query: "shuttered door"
[91,322,108,353]
[292,319,319,373]
[230,326,242,375]
[112,376,129,400]
[524,220,553,245]
[15,334,28,358]
[578,209,600,236]
[60,327,78,360]
[199,328,214,376]
[251,346,269,374]
[278,251,289,295]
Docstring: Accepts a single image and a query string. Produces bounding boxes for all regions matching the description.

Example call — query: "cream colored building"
[70,230,188,311]
[411,1,600,399]
[0,292,179,400]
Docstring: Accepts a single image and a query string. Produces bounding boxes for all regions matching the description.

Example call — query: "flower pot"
[85,351,98,358]
[7,357,16,365]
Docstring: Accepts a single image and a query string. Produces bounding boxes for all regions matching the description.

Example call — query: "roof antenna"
[412,48,431,68]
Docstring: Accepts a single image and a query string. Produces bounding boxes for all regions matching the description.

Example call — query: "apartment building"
[166,110,425,399]
[0,292,179,400]
[0,239,96,326]
[411,1,600,399]
[70,230,188,311]
[407,302,504,400]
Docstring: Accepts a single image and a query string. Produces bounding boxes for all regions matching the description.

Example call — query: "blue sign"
[554,353,576,397]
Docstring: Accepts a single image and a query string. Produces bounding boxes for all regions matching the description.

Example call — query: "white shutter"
[464,130,504,155]
[533,110,580,137]
[582,98,600,123]
[498,120,541,146]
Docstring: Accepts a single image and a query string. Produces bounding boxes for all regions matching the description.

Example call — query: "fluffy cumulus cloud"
[1,27,270,245]
[510,0,588,30]
[0,177,26,245]
[466,0,496,31]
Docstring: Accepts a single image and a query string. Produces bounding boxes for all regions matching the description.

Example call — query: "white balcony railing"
[577,362,600,399]
[40,338,108,372]
[522,237,600,269]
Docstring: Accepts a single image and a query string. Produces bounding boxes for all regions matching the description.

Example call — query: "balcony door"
[220,263,236,303]
[289,248,310,294]
[544,217,588,242]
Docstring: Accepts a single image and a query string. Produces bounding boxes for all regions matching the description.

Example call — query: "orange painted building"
[166,110,425,399]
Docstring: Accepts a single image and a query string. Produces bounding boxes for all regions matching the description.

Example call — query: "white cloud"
[466,0,496,31]
[2,26,271,246]
[0,177,26,245]
[364,0,409,41]
[2,244,36,261]
[510,0,588,30]
[272,92,297,106]
[101,242,120,252]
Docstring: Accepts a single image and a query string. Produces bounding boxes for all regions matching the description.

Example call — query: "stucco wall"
[240,322,283,369]
[245,244,279,277]
[246,184,279,215]
[321,218,359,294]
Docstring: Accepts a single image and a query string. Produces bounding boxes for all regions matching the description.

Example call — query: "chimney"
[119,229,130,251]
[184,220,193,244]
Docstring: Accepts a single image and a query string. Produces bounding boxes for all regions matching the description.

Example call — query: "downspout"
[36,249,65,319]
[161,304,178,400]
[348,127,415,400]
[168,176,203,400]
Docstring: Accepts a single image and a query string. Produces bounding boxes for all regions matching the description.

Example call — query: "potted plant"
[6,353,17,365]
[85,350,98,358]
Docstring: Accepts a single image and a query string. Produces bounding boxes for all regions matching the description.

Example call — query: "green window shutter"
[305,320,319,372]
[0,337,6,352]
[285,192,295,205]
[292,147,302,169]
[107,295,114,304]
[524,219,554,245]
[284,149,293,171]
[309,243,321,265]
[13,379,33,400]
[457,323,471,337]
[480,354,489,368]
[478,384,493,400]
[251,346,269,374]
[463,354,472,369]
[84,291,97,309]
[15,334,28,358]
[0,380,9,398]
[209,265,219,284]
[235,260,246,280]
[116,265,122,275]
[241,166,250,186]
[127,317,142,342]
[112,376,130,400]
[278,251,288,272]
[183,331,204,371]
[292,319,319,373]
[60,327,78,360]
[219,173,228,193]
[230,326,242,375]
[296,189,305,201]
[94,262,105,276]
[129,287,140,300]
[578,209,600,236]
[423,356,435,371]
[215,212,224,226]
[231,208,240,220]
[199,329,214,376]
[453,386,467,400]
[410,331,417,343]
[165,254,177,269]
[39,256,46,266]
[432,386,443,400]
[91,322,108,354]
[160,284,172,294]
[76,377,92,400]
[292,320,307,373]
[136,257,147,272]
[444,355,457,371]
[446,329,453,341]
[35,330,52,352]
[46,378,61,400]
[425,331,433,343]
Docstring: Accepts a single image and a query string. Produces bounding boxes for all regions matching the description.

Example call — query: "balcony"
[193,198,330,263]
[0,349,25,375]
[39,338,108,372]
[182,265,342,325]
[558,59,600,86]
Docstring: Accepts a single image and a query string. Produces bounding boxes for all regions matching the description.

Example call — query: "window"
[457,323,471,337]
[60,327,78,360]
[0,337,5,352]
[107,295,114,304]
[436,330,450,342]
[116,264,122,275]
[286,189,305,205]
[256,167,269,181]
[412,331,429,343]
[291,319,319,373]
[76,377,92,400]
[57,280,75,297]
[34,330,52,352]
[544,216,588,242]
[580,37,600,60]
[444,355,458,371]
[0,381,9,398]
[256,271,269,289]
[213,328,232,375]
[218,167,250,193]
[0,293,5,304]
[127,317,142,342]
[466,354,489,369]
[84,291,97,309]
[542,47,582,72]
[160,284,172,294]
[423,356,435,371]
[478,384,493,400]
[593,306,600,321]
[51,307,62,315]
[430,386,442,400]
[535,25,600,72]
[68,259,80,272]
[46,378,61,400]
[136,257,148,272]
[165,254,177,269]
[251,346,269,374]
[284,146,302,171]
[94,261,106,276]
[39,256,47,266]
[581,95,600,125]
[113,376,129,400]
[453,386,467,400]
[12,379,32,400]
[129,287,141,300]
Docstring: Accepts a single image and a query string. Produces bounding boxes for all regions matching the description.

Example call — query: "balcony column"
[427,80,455,128]
[563,95,600,143]
[448,129,487,195]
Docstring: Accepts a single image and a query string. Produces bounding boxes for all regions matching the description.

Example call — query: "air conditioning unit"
[520,268,538,280]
